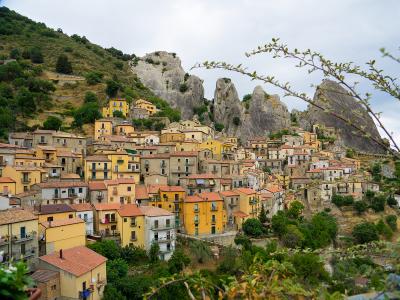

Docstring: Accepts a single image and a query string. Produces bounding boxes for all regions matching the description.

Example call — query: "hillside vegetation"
[0,7,180,139]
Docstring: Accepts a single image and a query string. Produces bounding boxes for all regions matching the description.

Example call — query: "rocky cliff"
[301,79,385,153]
[131,51,205,119]
[213,78,290,141]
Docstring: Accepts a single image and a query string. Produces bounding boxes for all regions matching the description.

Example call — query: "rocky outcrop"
[302,80,385,153]
[213,78,290,141]
[131,51,204,119]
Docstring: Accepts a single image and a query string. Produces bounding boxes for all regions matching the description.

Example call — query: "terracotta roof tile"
[69,203,93,212]
[37,181,87,189]
[220,190,240,197]
[118,204,143,217]
[233,211,249,218]
[93,203,121,211]
[199,192,222,201]
[39,246,107,277]
[0,208,37,225]
[159,185,185,192]
[0,177,16,183]
[234,188,256,195]
[88,181,107,190]
[135,185,149,200]
[37,204,75,214]
[41,217,84,228]
[139,206,173,217]
[85,155,110,162]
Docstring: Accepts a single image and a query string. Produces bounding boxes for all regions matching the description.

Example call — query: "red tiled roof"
[69,203,93,212]
[170,151,198,157]
[0,177,15,183]
[39,246,107,277]
[267,186,284,193]
[159,185,185,192]
[139,206,173,217]
[185,195,203,203]
[233,211,248,218]
[199,192,222,201]
[135,185,149,199]
[37,181,87,188]
[235,188,256,195]
[40,217,84,228]
[85,155,110,162]
[93,203,121,211]
[104,178,135,186]
[88,181,107,190]
[220,190,240,197]
[118,204,143,217]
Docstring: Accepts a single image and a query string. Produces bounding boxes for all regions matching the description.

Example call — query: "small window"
[69,214,73,218]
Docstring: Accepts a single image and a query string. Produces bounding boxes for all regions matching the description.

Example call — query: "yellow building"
[234,188,260,219]
[39,218,86,255]
[39,246,107,300]
[0,208,38,269]
[134,99,158,115]
[199,139,223,159]
[35,146,58,164]
[105,150,139,181]
[175,140,200,152]
[0,177,16,195]
[160,132,186,143]
[183,192,225,236]
[84,155,112,181]
[2,165,46,194]
[94,119,113,140]
[93,203,121,238]
[116,204,145,247]
[115,123,135,136]
[104,178,135,204]
[102,98,129,118]
[36,204,76,224]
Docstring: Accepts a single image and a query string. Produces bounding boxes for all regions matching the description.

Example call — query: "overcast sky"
[3,0,400,144]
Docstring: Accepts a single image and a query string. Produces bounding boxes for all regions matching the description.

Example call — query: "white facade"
[76,210,94,235]
[144,214,175,260]
[145,135,160,145]
[40,186,88,202]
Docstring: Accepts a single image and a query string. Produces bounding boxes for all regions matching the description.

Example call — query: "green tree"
[387,194,397,207]
[29,47,43,63]
[258,204,268,224]
[234,234,252,250]
[103,285,127,300]
[385,215,397,231]
[179,83,188,93]
[0,261,33,300]
[73,102,102,127]
[242,218,264,237]
[370,194,385,212]
[353,201,367,215]
[15,87,36,115]
[189,240,212,264]
[9,48,20,59]
[291,253,329,285]
[106,80,121,97]
[282,224,304,248]
[87,240,121,260]
[43,116,62,130]
[113,110,125,118]
[371,163,382,182]
[214,123,224,132]
[352,222,379,244]
[271,210,289,237]
[84,91,98,103]
[56,54,73,74]
[0,61,23,81]
[287,201,304,219]
[148,242,160,263]
[107,258,128,283]
[168,248,190,274]
[85,71,103,85]
[120,245,148,265]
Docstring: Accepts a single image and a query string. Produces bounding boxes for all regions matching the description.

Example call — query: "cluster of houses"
[0,98,383,300]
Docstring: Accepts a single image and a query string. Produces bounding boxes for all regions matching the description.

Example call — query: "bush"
[331,194,354,207]
[189,240,212,264]
[73,102,102,127]
[107,258,128,283]
[43,116,62,130]
[242,218,264,237]
[148,242,160,263]
[55,54,72,74]
[234,234,252,250]
[179,83,188,93]
[85,71,103,85]
[88,240,121,260]
[282,224,304,248]
[29,47,43,63]
[113,110,125,118]
[271,211,289,237]
[376,219,393,240]
[9,48,20,59]
[301,212,338,249]
[233,116,241,126]
[291,253,329,285]
[114,61,124,70]
[370,194,385,212]
[84,91,98,103]
[385,215,397,231]
[168,248,190,274]
[353,201,367,214]
[214,123,224,132]
[120,245,148,265]
[286,201,304,219]
[106,80,121,97]
[352,222,379,244]
[387,195,397,207]
[0,61,23,81]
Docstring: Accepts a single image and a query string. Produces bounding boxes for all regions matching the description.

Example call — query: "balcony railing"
[0,237,9,246]
[12,232,36,243]
[99,230,120,238]
[100,218,117,224]
[153,235,173,243]
[130,222,137,227]
[151,224,174,230]
[210,207,218,212]
[21,178,31,184]
[12,247,36,259]
[96,195,104,200]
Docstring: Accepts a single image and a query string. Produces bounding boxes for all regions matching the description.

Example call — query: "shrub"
[233,116,241,126]
[286,201,304,219]
[352,222,379,244]
[107,258,128,283]
[387,195,397,207]
[234,234,252,250]
[72,102,102,127]
[179,83,188,93]
[105,80,121,97]
[56,54,72,74]
[282,224,304,248]
[85,71,103,85]
[43,116,62,130]
[291,253,329,285]
[189,240,212,264]
[87,240,121,260]
[120,245,148,265]
[376,219,393,240]
[271,211,289,237]
[168,248,190,274]
[258,205,268,224]
[29,47,43,63]
[9,48,20,59]
[242,94,252,102]
[242,218,264,237]
[84,91,98,103]
[114,61,124,70]
[370,194,385,212]
[148,242,160,263]
[353,201,367,214]
[0,61,23,81]
[214,123,224,132]
[385,215,397,231]
[331,194,354,207]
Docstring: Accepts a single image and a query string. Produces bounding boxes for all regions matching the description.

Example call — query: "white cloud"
[3,0,400,144]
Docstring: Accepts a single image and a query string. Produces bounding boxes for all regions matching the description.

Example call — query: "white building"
[70,203,94,235]
[145,134,160,145]
[32,181,88,204]
[139,206,175,261]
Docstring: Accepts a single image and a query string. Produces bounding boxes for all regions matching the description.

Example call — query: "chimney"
[59,249,63,259]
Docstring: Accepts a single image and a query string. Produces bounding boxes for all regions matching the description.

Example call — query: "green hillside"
[0,6,180,140]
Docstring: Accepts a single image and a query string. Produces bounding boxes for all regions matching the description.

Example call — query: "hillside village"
[1,6,400,300]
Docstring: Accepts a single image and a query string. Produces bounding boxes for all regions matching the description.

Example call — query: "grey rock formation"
[302,79,385,153]
[131,51,204,119]
[213,78,290,141]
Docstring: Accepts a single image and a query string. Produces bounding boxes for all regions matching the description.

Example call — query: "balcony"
[21,178,31,184]
[211,219,216,224]
[153,235,173,243]
[229,203,237,208]
[89,165,111,171]
[100,218,117,224]
[130,222,137,227]
[99,230,120,238]
[12,247,36,259]
[12,232,36,243]
[151,224,174,230]
[96,194,104,201]
[210,207,218,212]
[194,220,199,225]
[194,208,199,213]
[0,237,9,246]
[38,140,48,145]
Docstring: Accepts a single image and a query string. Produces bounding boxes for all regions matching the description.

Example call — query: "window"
[47,216,53,222]
[131,231,136,240]
[154,220,159,229]
[69,214,73,219]
[166,219,170,228]
[211,215,216,223]
[78,188,83,193]
[127,186,131,192]
[194,203,199,212]
[211,202,217,211]
[131,217,136,226]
